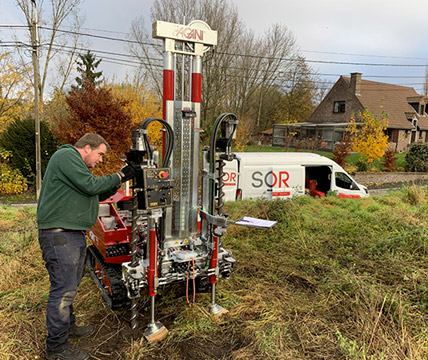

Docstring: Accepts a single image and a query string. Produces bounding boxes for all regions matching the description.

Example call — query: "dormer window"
[409,102,419,113]
[333,101,346,113]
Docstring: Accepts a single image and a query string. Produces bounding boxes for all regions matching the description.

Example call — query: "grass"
[0,189,36,205]
[1,189,428,359]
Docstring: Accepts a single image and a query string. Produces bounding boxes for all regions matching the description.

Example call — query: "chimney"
[350,72,362,96]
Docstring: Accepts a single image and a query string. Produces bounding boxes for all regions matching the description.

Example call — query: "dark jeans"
[38,230,86,352]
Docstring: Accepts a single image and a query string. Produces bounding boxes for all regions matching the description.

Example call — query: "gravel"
[353,172,428,188]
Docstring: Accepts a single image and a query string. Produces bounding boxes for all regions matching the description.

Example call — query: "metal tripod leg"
[207,283,228,316]
[144,296,168,342]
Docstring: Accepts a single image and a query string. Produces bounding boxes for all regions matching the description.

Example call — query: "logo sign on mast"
[153,20,218,46]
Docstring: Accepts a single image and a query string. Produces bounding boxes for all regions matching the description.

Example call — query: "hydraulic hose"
[140,118,174,167]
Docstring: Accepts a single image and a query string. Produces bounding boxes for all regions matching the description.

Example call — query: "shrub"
[0,117,59,183]
[405,143,428,172]
[0,149,28,194]
[332,135,352,167]
[382,148,397,171]
[356,158,368,172]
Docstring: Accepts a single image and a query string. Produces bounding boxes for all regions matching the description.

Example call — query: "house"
[272,73,428,152]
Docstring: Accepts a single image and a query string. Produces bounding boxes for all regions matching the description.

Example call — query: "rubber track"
[86,245,130,310]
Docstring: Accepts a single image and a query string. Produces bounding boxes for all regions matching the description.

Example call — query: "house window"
[333,101,346,113]
[409,102,419,113]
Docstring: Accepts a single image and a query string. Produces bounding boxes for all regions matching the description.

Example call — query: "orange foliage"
[0,52,33,132]
[54,81,133,176]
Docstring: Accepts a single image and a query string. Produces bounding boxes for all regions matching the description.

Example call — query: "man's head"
[75,133,111,168]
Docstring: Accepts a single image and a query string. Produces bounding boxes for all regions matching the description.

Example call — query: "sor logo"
[223,171,237,185]
[251,171,289,188]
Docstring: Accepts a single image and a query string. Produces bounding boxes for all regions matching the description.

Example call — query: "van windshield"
[335,172,358,190]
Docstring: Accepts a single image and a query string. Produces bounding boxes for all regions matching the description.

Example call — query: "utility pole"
[31,0,42,200]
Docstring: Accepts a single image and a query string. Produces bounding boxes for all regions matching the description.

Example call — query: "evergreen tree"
[0,117,59,183]
[73,51,103,90]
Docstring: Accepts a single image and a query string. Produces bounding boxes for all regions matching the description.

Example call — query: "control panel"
[138,168,173,210]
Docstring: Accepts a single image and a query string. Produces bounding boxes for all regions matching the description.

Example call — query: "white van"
[222,152,369,201]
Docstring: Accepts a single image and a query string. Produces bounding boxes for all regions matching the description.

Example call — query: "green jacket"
[37,144,120,230]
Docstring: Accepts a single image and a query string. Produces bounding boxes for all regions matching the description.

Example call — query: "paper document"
[234,216,277,228]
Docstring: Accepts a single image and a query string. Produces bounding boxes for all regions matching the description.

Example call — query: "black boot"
[46,346,89,360]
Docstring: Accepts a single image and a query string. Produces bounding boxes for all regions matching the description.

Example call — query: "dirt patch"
[70,287,253,360]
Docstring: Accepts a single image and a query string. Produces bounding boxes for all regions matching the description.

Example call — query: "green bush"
[0,117,59,183]
[405,143,428,172]
[356,158,368,172]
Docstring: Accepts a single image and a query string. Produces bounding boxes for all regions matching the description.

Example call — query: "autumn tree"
[347,109,389,164]
[129,0,299,133]
[54,80,133,175]
[280,57,318,123]
[110,81,163,148]
[332,134,353,167]
[0,52,33,132]
[43,88,70,131]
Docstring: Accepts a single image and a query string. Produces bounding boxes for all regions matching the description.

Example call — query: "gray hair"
[74,133,111,151]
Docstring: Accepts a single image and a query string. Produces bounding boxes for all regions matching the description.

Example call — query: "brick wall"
[310,76,364,124]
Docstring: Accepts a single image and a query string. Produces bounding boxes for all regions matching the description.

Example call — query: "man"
[37,133,135,360]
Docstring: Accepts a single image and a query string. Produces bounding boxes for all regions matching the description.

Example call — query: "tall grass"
[1,189,428,359]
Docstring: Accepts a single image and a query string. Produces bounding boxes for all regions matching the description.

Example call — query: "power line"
[2,24,428,68]
[2,38,426,85]
[300,49,428,61]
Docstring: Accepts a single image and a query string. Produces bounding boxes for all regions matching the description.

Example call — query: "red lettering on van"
[279,171,289,187]
[223,171,237,186]
[271,171,289,187]
[273,191,290,197]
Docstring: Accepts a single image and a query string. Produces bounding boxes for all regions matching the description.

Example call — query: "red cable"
[186,258,196,307]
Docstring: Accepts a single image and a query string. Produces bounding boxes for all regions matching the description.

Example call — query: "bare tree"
[128,0,298,131]
[15,0,84,102]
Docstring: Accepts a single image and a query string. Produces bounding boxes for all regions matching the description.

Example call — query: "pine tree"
[73,51,103,90]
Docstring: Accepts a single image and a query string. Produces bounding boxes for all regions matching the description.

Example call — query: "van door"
[267,166,305,200]
[222,159,239,201]
[333,171,364,198]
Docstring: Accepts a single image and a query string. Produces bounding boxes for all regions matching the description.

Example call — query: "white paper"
[234,216,276,228]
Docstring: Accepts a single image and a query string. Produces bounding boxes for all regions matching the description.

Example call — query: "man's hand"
[118,165,136,182]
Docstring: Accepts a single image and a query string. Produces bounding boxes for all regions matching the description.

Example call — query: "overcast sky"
[1,0,427,93]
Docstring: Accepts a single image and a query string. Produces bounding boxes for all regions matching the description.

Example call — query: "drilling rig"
[86,20,238,342]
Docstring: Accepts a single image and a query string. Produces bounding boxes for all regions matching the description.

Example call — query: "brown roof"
[343,76,418,130]
[259,128,273,135]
